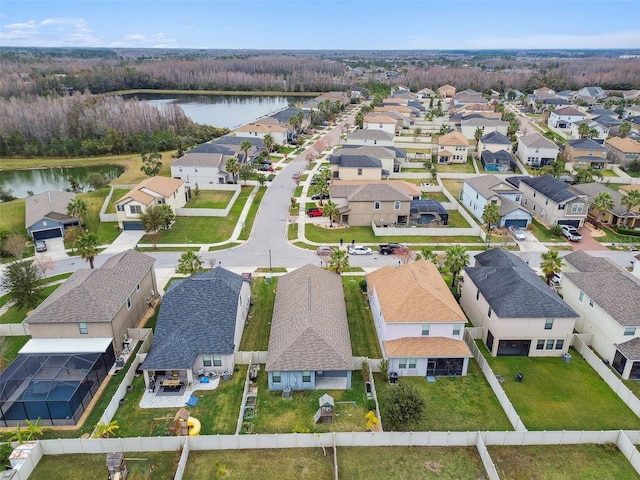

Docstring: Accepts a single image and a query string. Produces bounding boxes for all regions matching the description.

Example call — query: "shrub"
[615,226,640,237]
[549,224,563,237]
[383,383,425,431]
[359,279,368,292]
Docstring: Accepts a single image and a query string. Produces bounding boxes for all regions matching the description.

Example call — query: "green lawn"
[76,188,121,244]
[374,361,512,432]
[238,186,266,241]
[433,162,475,173]
[479,343,640,431]
[423,192,449,202]
[489,444,640,480]
[293,186,303,197]
[446,210,471,228]
[597,226,640,244]
[287,222,298,240]
[338,447,486,480]
[528,219,565,243]
[343,277,382,358]
[600,169,619,177]
[305,225,483,244]
[105,188,130,213]
[185,189,235,208]
[0,198,26,233]
[239,277,276,351]
[142,186,252,244]
[441,179,464,200]
[0,336,30,369]
[0,283,61,324]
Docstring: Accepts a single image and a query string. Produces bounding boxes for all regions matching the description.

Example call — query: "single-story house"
[25,191,80,240]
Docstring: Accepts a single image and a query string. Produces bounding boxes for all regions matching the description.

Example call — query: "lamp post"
[267,248,272,283]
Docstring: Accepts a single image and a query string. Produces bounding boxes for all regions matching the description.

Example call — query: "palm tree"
[316,168,332,207]
[413,127,422,141]
[444,245,469,287]
[139,205,174,248]
[591,191,615,226]
[328,248,349,275]
[263,133,275,153]
[177,251,203,275]
[418,247,436,263]
[619,122,632,138]
[75,232,99,269]
[239,140,253,164]
[322,200,338,227]
[225,157,240,183]
[66,198,88,225]
[541,250,563,285]
[474,127,483,145]
[577,122,592,139]
[482,203,501,247]
[92,420,119,438]
[541,161,566,178]
[437,124,450,136]
[573,166,602,184]
[355,111,365,129]
[621,190,640,227]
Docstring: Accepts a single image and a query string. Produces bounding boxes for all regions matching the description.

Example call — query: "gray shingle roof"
[172,152,226,168]
[25,249,155,325]
[465,175,520,200]
[330,183,410,202]
[519,175,578,203]
[346,129,394,141]
[616,337,640,361]
[341,144,406,158]
[520,133,558,150]
[466,248,578,319]
[266,265,352,372]
[142,267,246,370]
[25,191,77,229]
[187,143,234,155]
[329,154,382,168]
[480,131,511,145]
[567,138,606,151]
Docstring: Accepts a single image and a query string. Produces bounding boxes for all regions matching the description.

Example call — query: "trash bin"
[562,353,572,363]
[115,357,124,368]
[282,386,291,398]
[223,370,231,381]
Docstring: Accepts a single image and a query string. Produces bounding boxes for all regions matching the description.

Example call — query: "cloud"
[4,20,37,29]
[0,16,100,46]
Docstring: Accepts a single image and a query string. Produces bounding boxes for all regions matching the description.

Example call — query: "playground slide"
[187,416,201,436]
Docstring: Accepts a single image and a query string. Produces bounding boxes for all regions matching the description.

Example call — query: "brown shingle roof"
[606,136,640,154]
[367,260,467,323]
[331,180,420,198]
[384,337,472,358]
[25,191,76,229]
[116,176,184,206]
[438,132,469,147]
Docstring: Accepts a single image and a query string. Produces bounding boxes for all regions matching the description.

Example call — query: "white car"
[561,225,582,242]
[347,245,372,255]
[509,226,526,241]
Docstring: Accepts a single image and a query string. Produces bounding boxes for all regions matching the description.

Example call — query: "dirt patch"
[423,461,442,473]
[584,222,606,238]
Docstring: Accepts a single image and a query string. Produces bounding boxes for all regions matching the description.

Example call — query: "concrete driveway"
[515,229,549,252]
[36,237,68,261]
[101,231,145,254]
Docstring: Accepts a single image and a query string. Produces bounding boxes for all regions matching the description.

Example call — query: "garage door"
[504,219,528,228]
[33,228,63,240]
[557,220,580,228]
[122,221,145,230]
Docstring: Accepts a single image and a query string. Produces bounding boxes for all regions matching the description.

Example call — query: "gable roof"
[331,180,420,198]
[142,267,246,370]
[566,138,606,151]
[25,191,77,229]
[606,136,640,154]
[346,129,395,142]
[25,249,155,325]
[519,132,558,150]
[518,175,579,203]
[341,144,406,158]
[465,175,520,200]
[461,117,509,128]
[329,153,382,168]
[480,131,511,145]
[552,106,586,117]
[364,113,397,124]
[266,265,352,371]
[384,337,472,358]
[330,182,410,202]
[172,152,227,168]
[466,248,577,319]
[367,260,466,323]
[438,131,469,147]
[187,143,235,155]
[268,107,306,124]
[563,251,640,326]
[116,176,184,206]
[236,123,286,134]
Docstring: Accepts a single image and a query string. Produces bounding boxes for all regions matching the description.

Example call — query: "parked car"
[310,193,330,200]
[259,158,272,165]
[509,226,526,241]
[347,245,372,255]
[316,245,334,256]
[257,163,271,171]
[35,240,47,252]
[307,207,323,217]
[378,243,407,255]
[561,225,582,242]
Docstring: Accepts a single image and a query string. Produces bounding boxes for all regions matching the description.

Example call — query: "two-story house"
[461,248,578,357]
[506,175,588,228]
[328,153,387,180]
[577,86,606,100]
[363,113,400,135]
[345,129,395,147]
[338,145,406,173]
[478,131,512,154]
[548,106,587,130]
[605,136,640,167]
[437,131,469,164]
[461,117,509,140]
[516,132,559,168]
[571,182,640,229]
[367,260,472,377]
[563,138,608,169]
[570,119,610,140]
[235,122,289,145]
[461,175,532,228]
[171,144,235,186]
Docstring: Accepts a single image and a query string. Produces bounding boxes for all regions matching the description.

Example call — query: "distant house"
[363,113,400,135]
[345,129,395,147]
[338,145,406,173]
[461,117,509,140]
[461,248,578,357]
[142,267,251,388]
[367,260,472,377]
[171,149,233,186]
[328,153,386,180]
[478,131,512,154]
[506,175,588,228]
[563,138,608,169]
[548,106,587,129]
[570,119,610,140]
[24,249,157,355]
[235,123,289,145]
[461,175,531,228]
[516,132,559,168]
[438,84,456,98]
[560,251,640,379]
[572,182,640,229]
[25,191,80,240]
[605,136,640,167]
[416,87,435,99]
[213,136,265,163]
[115,176,188,230]
[266,265,352,391]
[578,86,606,100]
[437,131,469,164]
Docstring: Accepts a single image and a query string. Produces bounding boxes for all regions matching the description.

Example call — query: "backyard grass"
[77,188,121,244]
[478,343,640,431]
[142,186,252,244]
[105,188,130,213]
[238,186,265,241]
[0,198,26,233]
[446,210,471,228]
[305,225,483,245]
[251,370,369,434]
[441,179,464,200]
[184,448,333,480]
[0,283,61,324]
[338,447,486,480]
[489,444,640,480]
[374,361,512,432]
[342,277,382,358]
[422,191,449,203]
[0,335,30,368]
[600,169,619,177]
[185,189,235,208]
[433,162,476,173]
[28,452,179,480]
[528,219,564,243]
[239,277,276,351]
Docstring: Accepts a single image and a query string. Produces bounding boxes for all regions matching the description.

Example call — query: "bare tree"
[34,255,56,278]
[2,234,27,260]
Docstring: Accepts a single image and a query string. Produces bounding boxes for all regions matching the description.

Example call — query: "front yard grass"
[338,446,486,480]
[305,224,483,245]
[238,186,265,241]
[239,277,276,351]
[528,219,564,243]
[343,277,382,358]
[597,225,640,244]
[185,189,235,208]
[489,444,640,480]
[479,343,640,431]
[374,360,512,432]
[0,283,61,324]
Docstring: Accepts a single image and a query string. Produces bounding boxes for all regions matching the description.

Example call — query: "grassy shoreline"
[107,89,320,97]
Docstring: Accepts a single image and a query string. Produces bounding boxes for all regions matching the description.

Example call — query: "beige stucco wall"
[116,184,187,227]
[336,167,382,181]
[341,200,410,226]
[519,182,587,227]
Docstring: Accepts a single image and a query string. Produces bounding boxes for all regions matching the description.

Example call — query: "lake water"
[125,93,302,129]
[0,165,125,199]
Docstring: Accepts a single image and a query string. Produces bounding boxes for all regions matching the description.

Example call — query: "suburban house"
[338,145,407,173]
[171,149,233,186]
[480,150,517,173]
[547,106,587,130]
[367,260,472,377]
[578,86,606,100]
[438,84,456,98]
[461,248,578,357]
[328,153,387,180]
[506,175,588,228]
[570,119,610,140]
[437,131,469,164]
[213,136,265,163]
[235,123,288,145]
[268,107,309,139]
[461,175,532,228]
[478,131,513,154]
[363,113,400,135]
[24,249,157,356]
[141,267,251,389]
[345,129,395,147]
[416,87,435,99]
[560,251,640,379]
[329,181,414,227]
[266,265,352,391]
[114,176,188,230]
[461,117,509,140]
[606,136,640,166]
[562,138,608,169]
[25,191,80,240]
[374,104,419,117]
[516,132,560,168]
[572,182,640,229]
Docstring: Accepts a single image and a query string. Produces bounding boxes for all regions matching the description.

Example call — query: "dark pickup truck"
[378,243,406,255]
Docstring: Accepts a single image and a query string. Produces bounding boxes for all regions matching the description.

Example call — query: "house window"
[491,199,497,205]
[157,198,166,205]
[453,324,461,336]
[515,195,521,203]
[533,192,536,198]
[374,201,381,210]
[398,358,407,369]
[589,299,594,308]
[488,306,492,317]
[545,199,548,206]
[532,204,536,212]
[544,318,553,330]
[194,167,199,172]
[422,324,430,336]
[302,371,311,382]
[203,355,213,367]
[546,339,555,350]
[558,204,565,210]
[78,322,88,335]
[272,372,281,383]
[116,205,124,212]
[571,204,584,213]
[130,205,142,214]
[408,358,417,369]
[524,199,528,206]
[476,289,480,301]
[357,168,363,176]
[578,291,584,302]
[213,355,222,367]
[136,283,140,292]
[394,201,401,210]
[536,339,545,350]
[126,297,131,310]
[179,166,183,172]
[555,339,565,350]
[624,327,636,336]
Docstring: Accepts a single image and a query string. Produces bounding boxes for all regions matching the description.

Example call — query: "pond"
[124,93,303,129]
[0,164,125,199]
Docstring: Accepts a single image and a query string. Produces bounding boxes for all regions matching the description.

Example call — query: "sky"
[1,0,640,51]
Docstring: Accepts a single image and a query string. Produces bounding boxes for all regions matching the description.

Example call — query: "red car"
[307,208,323,217]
